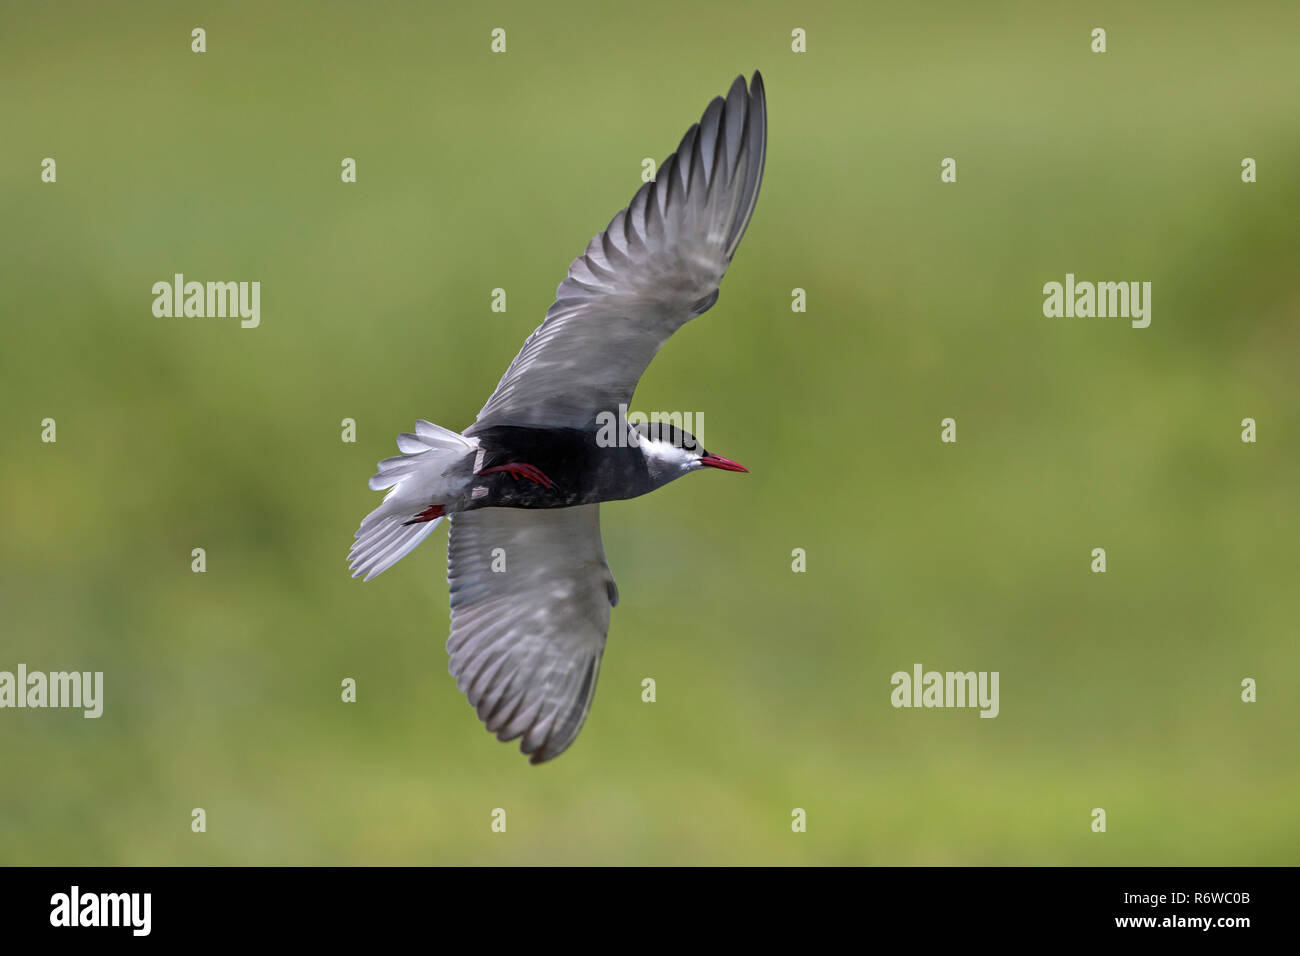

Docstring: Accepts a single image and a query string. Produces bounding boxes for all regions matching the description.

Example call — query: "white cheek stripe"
[642,437,695,469]
[474,448,486,472]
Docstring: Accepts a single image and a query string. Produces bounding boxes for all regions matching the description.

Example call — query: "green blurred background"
[2,0,1297,865]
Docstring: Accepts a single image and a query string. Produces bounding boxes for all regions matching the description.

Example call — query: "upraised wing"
[469,72,767,432]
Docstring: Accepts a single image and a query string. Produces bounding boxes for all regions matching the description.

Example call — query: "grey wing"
[469,72,767,432]
[445,504,619,764]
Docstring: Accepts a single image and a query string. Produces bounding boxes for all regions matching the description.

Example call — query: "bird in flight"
[350,72,767,763]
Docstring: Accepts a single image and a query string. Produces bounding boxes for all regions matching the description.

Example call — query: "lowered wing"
[445,504,618,763]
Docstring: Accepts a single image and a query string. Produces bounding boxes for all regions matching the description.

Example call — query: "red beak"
[699,453,749,473]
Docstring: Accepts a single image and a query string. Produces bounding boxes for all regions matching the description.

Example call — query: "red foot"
[402,504,445,526]
[476,462,554,490]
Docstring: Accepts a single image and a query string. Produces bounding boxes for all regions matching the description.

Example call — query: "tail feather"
[351,420,473,581]
[414,419,468,448]
[369,420,473,491]
[349,513,443,581]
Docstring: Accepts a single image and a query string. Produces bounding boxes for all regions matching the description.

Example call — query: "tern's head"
[630,421,748,486]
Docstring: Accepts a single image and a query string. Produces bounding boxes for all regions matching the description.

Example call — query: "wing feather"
[469,72,767,432]
[445,505,616,763]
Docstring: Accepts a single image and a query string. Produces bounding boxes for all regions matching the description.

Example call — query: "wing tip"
[524,724,582,765]
[527,747,561,766]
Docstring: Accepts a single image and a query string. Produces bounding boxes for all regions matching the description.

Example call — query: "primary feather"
[470,72,767,434]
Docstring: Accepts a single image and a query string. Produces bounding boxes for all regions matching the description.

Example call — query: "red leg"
[475,462,554,490]
[402,504,445,526]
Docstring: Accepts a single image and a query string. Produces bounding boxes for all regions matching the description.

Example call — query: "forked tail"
[348,420,474,581]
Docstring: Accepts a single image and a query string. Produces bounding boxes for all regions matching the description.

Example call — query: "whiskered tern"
[350,72,767,762]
